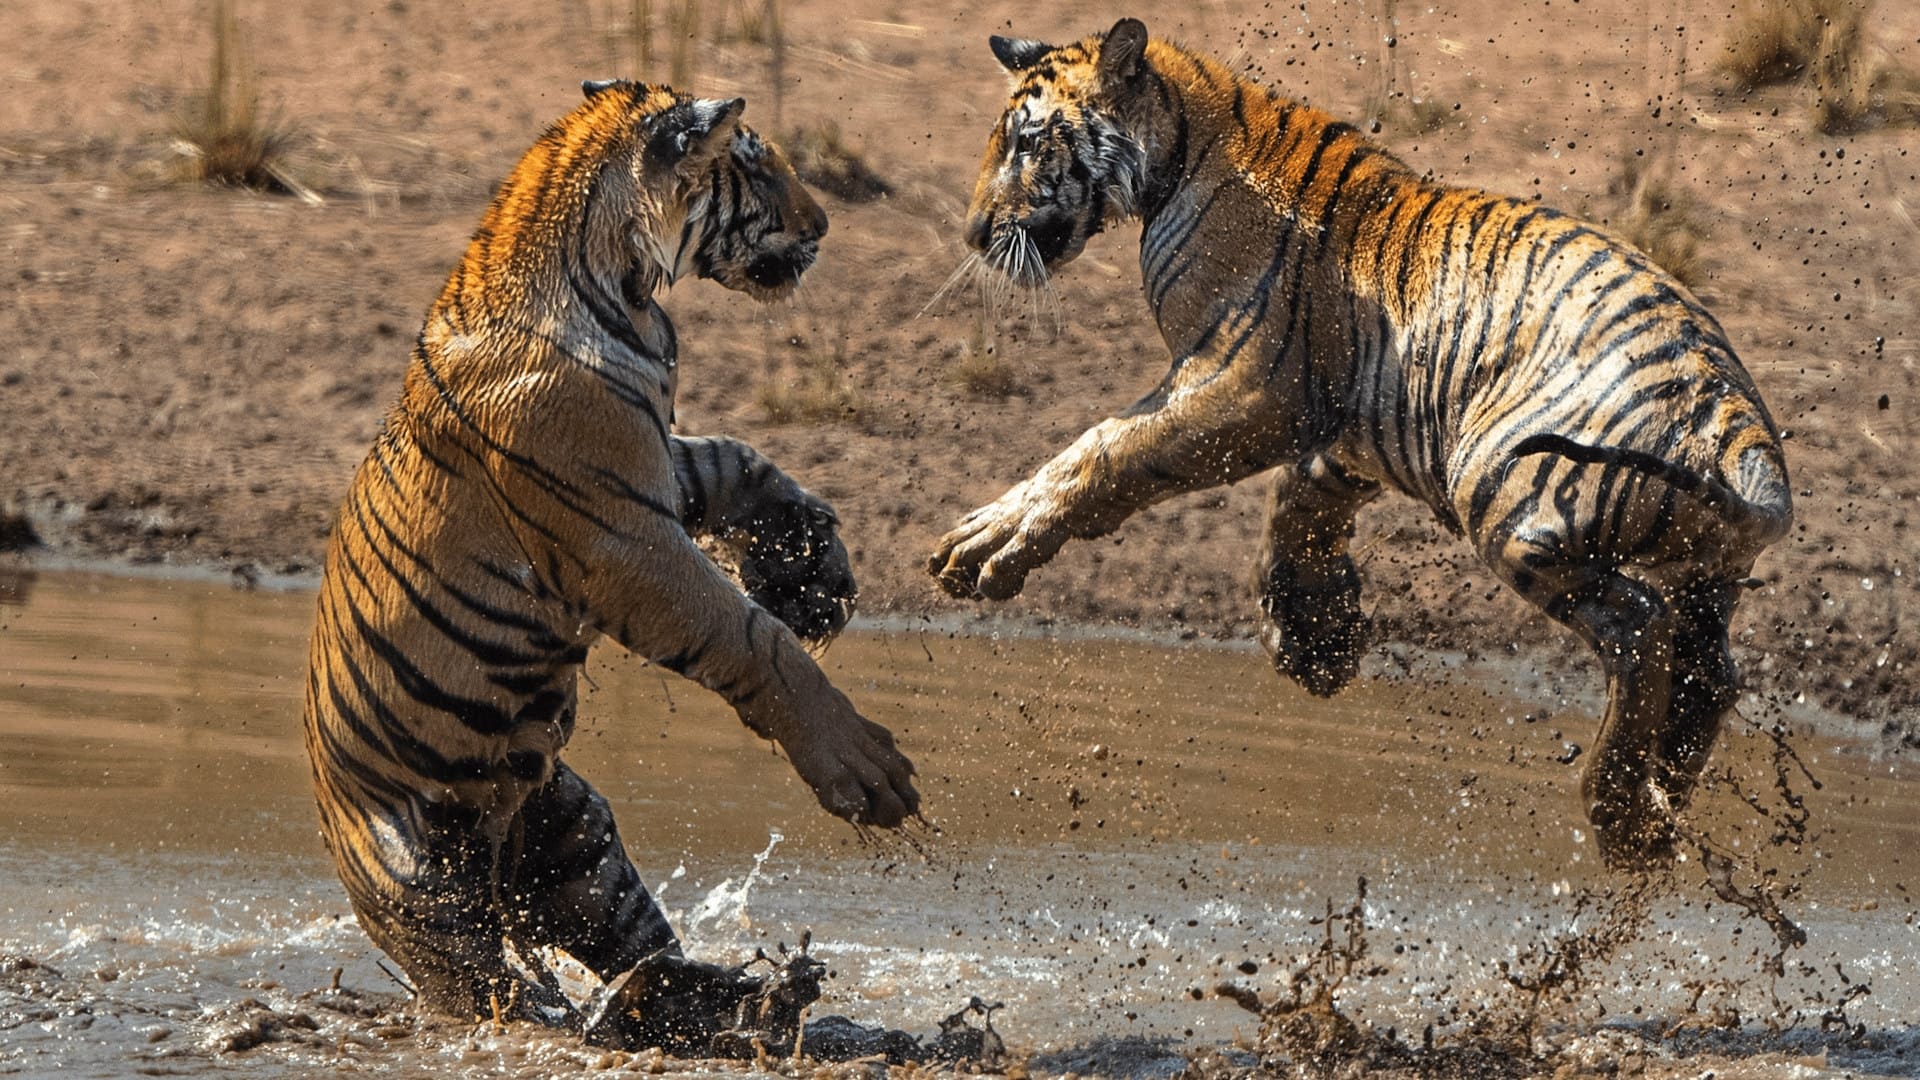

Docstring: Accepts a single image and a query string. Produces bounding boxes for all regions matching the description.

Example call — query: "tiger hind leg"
[1476,523,1689,868]
[1253,455,1380,697]
[1550,571,1682,868]
[1656,579,1744,815]
[336,803,520,1020]
[498,761,679,978]
[499,762,793,1051]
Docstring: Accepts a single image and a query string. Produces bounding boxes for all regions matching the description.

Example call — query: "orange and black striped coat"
[931,20,1788,869]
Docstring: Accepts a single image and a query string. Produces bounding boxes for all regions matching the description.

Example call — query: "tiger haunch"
[929,19,1789,870]
[303,82,915,1036]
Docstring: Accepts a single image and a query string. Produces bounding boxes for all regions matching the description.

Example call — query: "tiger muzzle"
[963,214,994,253]
[744,239,818,291]
[1021,210,1079,265]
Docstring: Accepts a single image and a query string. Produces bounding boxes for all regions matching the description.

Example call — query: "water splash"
[684,832,783,937]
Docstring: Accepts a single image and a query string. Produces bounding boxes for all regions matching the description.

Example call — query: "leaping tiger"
[927,19,1791,869]
[303,81,918,1047]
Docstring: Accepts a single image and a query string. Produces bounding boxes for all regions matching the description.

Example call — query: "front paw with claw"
[926,487,1063,601]
[1256,558,1369,697]
[760,688,920,829]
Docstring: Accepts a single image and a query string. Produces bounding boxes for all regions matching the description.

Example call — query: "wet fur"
[303,81,917,1024]
[929,20,1790,869]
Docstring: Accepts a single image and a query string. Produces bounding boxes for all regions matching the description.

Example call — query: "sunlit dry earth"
[3,0,1919,725]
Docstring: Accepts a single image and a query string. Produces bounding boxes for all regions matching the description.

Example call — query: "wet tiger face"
[684,128,829,302]
[964,25,1148,285]
[578,80,826,302]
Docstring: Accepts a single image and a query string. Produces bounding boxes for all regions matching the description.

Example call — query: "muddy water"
[1,569,1915,1078]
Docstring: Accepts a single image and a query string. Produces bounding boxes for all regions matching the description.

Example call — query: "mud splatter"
[1197,839,1892,1080]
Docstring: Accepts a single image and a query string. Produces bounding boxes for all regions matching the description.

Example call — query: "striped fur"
[927,20,1791,868]
[303,82,916,1028]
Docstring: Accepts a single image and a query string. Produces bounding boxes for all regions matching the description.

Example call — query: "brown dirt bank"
[3,0,1918,739]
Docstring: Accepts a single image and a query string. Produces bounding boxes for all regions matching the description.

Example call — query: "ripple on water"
[1,572,1916,1077]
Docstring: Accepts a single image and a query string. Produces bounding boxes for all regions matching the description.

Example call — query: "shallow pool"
[1,569,1914,1077]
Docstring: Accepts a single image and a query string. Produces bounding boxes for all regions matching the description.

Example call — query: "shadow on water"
[0,572,1916,1078]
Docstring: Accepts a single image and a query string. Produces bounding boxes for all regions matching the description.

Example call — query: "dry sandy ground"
[3,0,1918,733]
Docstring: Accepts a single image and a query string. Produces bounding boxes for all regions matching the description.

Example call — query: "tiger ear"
[653,97,746,168]
[582,78,623,99]
[1098,18,1149,87]
[990,35,1054,73]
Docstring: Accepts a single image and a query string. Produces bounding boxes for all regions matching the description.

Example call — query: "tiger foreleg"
[579,525,918,828]
[493,410,917,828]
[929,390,1290,600]
[1253,456,1380,696]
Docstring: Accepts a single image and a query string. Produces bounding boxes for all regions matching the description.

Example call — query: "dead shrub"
[1717,0,1845,89]
[1719,0,1920,132]
[1608,151,1709,291]
[172,0,308,198]
[949,337,1021,400]
[758,341,861,425]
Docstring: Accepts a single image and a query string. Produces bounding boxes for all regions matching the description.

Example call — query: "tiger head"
[963,19,1151,286]
[578,79,827,302]
[687,126,830,301]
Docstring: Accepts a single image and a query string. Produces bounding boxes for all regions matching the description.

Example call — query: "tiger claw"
[928,558,982,600]
[929,498,1054,603]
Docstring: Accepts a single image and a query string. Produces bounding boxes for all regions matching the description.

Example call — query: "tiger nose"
[964,214,992,252]
[795,200,828,243]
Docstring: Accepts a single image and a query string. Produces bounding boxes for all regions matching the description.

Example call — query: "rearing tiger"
[928,19,1791,869]
[303,81,919,1047]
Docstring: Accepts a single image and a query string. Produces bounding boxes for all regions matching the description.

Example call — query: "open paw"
[780,696,920,828]
[926,490,1060,601]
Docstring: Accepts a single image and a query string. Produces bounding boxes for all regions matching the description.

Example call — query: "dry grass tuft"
[948,322,1021,400]
[782,123,892,203]
[1807,4,1920,133]
[1608,150,1710,291]
[758,340,862,424]
[1807,1,1873,130]
[1717,0,1841,89]
[172,0,308,198]
[1720,0,1920,133]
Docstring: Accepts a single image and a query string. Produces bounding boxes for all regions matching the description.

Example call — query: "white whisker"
[791,276,813,312]
[922,251,989,317]
[921,226,1062,333]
